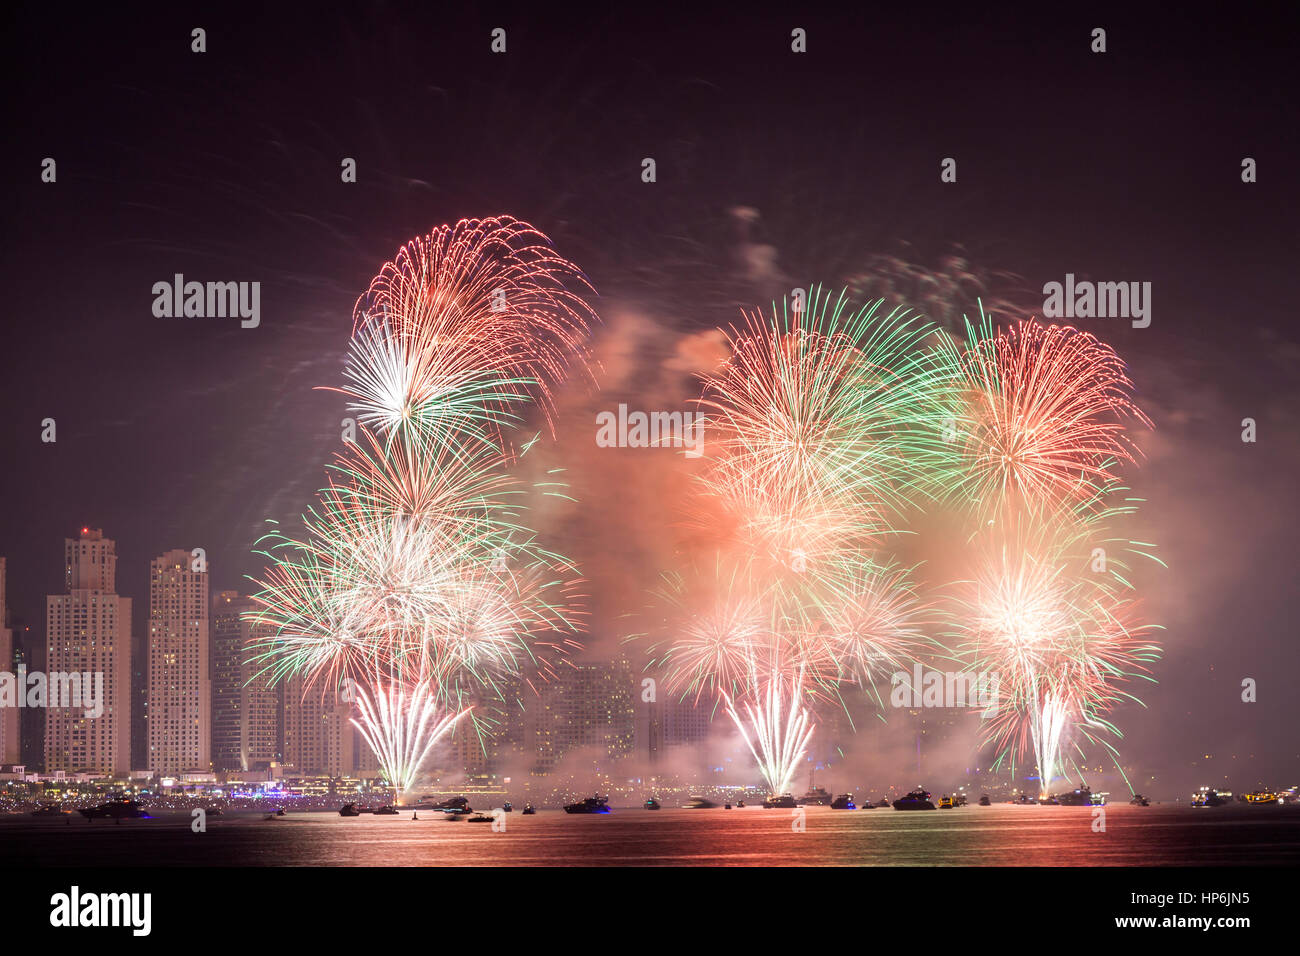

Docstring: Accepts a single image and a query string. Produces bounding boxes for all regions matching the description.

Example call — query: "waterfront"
[3,804,1298,867]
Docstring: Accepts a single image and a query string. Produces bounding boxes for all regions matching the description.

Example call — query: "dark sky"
[1,3,1296,796]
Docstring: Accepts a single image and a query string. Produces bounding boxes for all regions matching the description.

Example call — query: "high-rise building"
[211,591,280,772]
[0,557,19,764]
[282,673,353,777]
[44,529,132,775]
[147,549,210,775]
[521,656,636,774]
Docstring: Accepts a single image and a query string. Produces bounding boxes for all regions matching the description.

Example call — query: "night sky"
[2,3,1296,797]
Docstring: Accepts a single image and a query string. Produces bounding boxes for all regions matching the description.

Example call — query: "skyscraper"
[147,549,210,775]
[282,673,353,777]
[0,557,18,764]
[211,591,280,772]
[44,529,132,775]
[521,656,636,774]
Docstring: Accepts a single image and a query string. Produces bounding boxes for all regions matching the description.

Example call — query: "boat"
[938,796,954,809]
[419,796,472,814]
[875,798,890,808]
[830,794,856,810]
[1190,789,1226,807]
[79,799,151,820]
[563,796,610,814]
[1245,791,1278,805]
[1055,787,1093,807]
[373,805,399,816]
[1132,793,1152,806]
[724,803,732,809]
[978,794,991,806]
[205,807,223,817]
[521,804,537,815]
[467,813,494,823]
[798,769,833,806]
[272,808,286,816]
[644,798,661,810]
[1013,794,1036,805]
[683,797,719,809]
[953,794,968,807]
[736,800,745,808]
[502,802,513,813]
[29,804,71,819]
[892,788,935,811]
[762,794,798,809]
[339,803,361,817]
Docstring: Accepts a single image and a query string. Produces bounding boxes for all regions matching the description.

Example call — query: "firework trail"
[935,308,1151,524]
[249,217,593,798]
[335,215,597,451]
[646,287,940,794]
[692,286,953,579]
[725,667,816,797]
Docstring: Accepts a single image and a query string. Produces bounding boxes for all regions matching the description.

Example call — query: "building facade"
[44,530,132,775]
[147,548,210,775]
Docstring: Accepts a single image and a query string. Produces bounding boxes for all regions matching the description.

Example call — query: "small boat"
[29,805,71,819]
[271,808,286,816]
[1245,791,1278,805]
[953,794,968,807]
[724,803,732,809]
[563,796,610,814]
[684,797,719,809]
[736,800,745,808]
[339,803,361,817]
[205,807,223,817]
[502,802,513,813]
[467,813,494,823]
[762,794,798,809]
[373,805,399,816]
[521,804,537,815]
[892,788,936,811]
[876,798,890,808]
[978,794,991,806]
[644,798,661,810]
[830,794,856,810]
[938,796,954,809]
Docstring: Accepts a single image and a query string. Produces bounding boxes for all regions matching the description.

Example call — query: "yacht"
[683,797,719,809]
[892,788,936,811]
[644,798,661,810]
[563,796,611,814]
[78,799,151,820]
[830,794,856,810]
[1055,786,1093,807]
[762,794,798,809]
